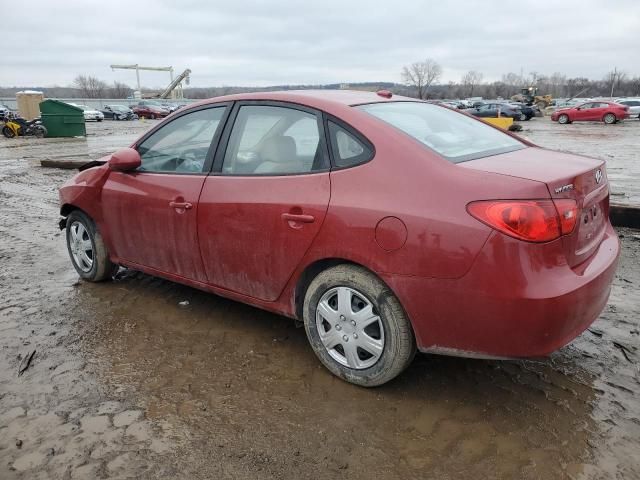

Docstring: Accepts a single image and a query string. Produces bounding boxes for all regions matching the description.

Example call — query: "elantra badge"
[595,169,603,184]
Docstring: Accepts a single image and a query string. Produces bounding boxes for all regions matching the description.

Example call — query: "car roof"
[189,89,417,111]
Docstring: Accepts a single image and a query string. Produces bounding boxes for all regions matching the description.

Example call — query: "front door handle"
[281,213,315,223]
[169,201,193,210]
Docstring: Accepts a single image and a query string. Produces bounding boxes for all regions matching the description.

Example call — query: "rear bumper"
[384,222,620,358]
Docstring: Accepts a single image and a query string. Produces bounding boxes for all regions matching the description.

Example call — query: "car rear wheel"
[303,264,416,387]
[603,113,617,124]
[150,114,156,120]
[558,114,570,124]
[519,112,527,121]
[66,210,118,282]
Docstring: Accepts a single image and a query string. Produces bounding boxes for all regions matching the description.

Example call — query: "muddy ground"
[0,119,639,479]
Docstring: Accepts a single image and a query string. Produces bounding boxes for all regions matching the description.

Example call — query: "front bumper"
[383,222,620,358]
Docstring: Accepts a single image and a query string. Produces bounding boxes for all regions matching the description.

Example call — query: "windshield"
[111,105,127,111]
[357,102,525,163]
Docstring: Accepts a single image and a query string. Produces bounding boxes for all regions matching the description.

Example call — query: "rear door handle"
[169,201,193,210]
[281,213,315,223]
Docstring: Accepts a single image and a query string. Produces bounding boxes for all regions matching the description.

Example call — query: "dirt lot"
[0,119,639,479]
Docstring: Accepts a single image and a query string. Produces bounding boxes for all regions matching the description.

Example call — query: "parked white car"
[616,98,640,119]
[69,103,104,122]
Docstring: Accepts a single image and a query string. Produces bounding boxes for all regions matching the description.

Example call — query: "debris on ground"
[17,350,36,376]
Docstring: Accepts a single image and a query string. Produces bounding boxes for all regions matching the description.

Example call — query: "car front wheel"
[519,112,527,121]
[66,210,117,282]
[558,114,570,124]
[303,264,416,387]
[603,113,617,124]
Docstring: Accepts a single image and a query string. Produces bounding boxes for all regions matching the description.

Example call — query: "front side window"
[222,105,326,175]
[137,107,225,173]
[358,102,525,163]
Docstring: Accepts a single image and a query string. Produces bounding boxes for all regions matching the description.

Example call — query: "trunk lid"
[461,147,609,267]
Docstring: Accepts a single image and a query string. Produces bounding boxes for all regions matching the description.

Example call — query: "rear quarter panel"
[297,110,551,279]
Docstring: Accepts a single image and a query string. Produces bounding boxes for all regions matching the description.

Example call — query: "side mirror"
[108,147,141,171]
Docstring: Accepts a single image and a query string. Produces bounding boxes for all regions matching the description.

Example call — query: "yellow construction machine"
[511,86,552,109]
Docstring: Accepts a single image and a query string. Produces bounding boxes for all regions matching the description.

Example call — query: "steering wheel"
[175,148,203,172]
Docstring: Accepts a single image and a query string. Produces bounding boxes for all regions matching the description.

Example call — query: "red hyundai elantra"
[59,90,620,386]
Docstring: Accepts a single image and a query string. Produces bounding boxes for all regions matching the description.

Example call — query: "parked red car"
[130,102,170,119]
[59,90,619,386]
[551,101,629,124]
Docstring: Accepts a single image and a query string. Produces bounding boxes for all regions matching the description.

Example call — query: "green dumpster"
[39,100,86,137]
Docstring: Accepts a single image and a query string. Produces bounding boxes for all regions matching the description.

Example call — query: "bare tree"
[461,70,483,97]
[606,68,626,98]
[73,75,108,98]
[548,72,567,98]
[401,59,442,99]
[566,77,590,97]
[107,81,132,99]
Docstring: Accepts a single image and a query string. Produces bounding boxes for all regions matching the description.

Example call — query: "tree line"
[400,58,640,100]
[1,67,638,100]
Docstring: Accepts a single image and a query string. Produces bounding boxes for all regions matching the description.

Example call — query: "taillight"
[553,199,578,235]
[467,199,578,242]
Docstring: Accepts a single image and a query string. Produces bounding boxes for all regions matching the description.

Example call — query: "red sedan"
[551,101,630,124]
[130,103,170,120]
[59,90,619,386]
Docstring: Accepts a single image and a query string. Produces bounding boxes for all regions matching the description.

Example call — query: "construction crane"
[110,64,190,99]
[158,69,191,99]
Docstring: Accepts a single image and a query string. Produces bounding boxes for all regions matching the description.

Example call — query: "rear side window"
[327,121,373,168]
[358,102,525,163]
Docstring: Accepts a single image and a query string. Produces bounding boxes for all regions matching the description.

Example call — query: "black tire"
[558,114,570,124]
[150,114,156,120]
[2,125,15,138]
[603,113,617,124]
[65,210,117,282]
[34,125,47,138]
[97,118,103,122]
[303,264,416,387]
[519,112,527,121]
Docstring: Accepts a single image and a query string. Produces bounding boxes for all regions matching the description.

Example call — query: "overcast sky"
[3,0,639,88]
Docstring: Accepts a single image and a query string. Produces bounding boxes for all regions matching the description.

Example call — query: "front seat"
[254,136,301,174]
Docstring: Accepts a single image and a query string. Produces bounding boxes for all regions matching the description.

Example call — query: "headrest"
[260,136,296,164]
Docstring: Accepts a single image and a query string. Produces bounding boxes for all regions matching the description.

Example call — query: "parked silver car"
[616,98,640,119]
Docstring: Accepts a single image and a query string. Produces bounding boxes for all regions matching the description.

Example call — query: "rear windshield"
[357,102,525,163]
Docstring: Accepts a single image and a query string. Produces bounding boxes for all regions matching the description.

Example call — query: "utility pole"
[610,67,617,99]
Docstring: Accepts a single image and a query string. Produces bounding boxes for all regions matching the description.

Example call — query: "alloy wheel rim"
[315,286,385,370]
[69,221,94,272]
